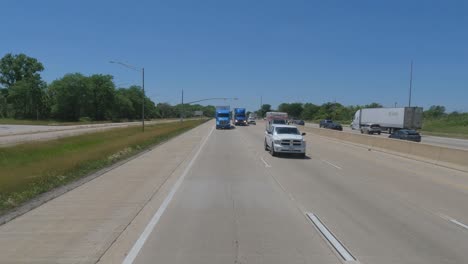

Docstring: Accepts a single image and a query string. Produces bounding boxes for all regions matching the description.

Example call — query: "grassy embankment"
[0,119,206,214]
[0,118,181,126]
[0,118,116,126]
[422,118,468,139]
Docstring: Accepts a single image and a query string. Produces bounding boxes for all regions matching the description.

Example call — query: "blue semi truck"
[233,108,247,126]
[215,106,231,129]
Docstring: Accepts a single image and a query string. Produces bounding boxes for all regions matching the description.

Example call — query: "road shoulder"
[0,120,214,264]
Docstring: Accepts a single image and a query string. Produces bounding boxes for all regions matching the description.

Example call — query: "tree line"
[255,102,467,124]
[255,102,384,121]
[422,105,468,126]
[0,53,214,121]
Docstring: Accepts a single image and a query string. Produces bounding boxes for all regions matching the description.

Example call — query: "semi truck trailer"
[351,107,423,133]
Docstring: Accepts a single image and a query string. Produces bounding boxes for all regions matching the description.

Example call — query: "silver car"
[361,123,382,135]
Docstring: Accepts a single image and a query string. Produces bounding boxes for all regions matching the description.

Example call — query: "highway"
[1,120,467,264]
[0,119,186,147]
[305,122,468,151]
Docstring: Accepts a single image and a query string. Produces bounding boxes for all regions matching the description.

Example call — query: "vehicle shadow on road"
[274,154,311,160]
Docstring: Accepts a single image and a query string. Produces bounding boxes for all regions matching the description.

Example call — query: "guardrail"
[303,126,468,172]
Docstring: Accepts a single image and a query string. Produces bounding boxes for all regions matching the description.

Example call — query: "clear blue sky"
[2,0,467,112]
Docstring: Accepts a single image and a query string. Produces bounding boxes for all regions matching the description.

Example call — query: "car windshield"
[371,124,380,128]
[405,130,419,135]
[272,120,286,124]
[217,113,229,118]
[276,127,300,134]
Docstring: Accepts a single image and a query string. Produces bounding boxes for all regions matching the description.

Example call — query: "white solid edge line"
[260,156,272,167]
[437,213,468,231]
[321,159,342,170]
[122,126,215,264]
[450,219,468,231]
[306,212,356,262]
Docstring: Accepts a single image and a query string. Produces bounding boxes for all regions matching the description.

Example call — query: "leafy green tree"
[302,103,319,120]
[364,102,383,108]
[278,103,303,118]
[203,105,215,117]
[257,104,272,117]
[116,86,144,120]
[0,92,7,118]
[49,73,90,121]
[315,102,351,120]
[113,90,134,120]
[87,74,115,120]
[156,102,175,118]
[424,105,446,119]
[144,97,158,119]
[116,86,156,120]
[0,53,44,88]
[0,53,47,119]
[277,103,288,113]
[8,79,49,119]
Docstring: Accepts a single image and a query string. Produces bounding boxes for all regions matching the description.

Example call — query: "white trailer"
[351,107,423,133]
[265,112,288,132]
[249,112,258,119]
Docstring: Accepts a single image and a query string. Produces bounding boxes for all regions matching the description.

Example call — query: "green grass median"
[421,119,468,139]
[0,119,206,214]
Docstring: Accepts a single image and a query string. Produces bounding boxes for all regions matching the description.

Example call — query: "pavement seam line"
[306,212,357,262]
[122,126,215,264]
[321,159,343,170]
[260,156,272,167]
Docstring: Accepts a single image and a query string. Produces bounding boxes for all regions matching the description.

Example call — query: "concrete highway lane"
[1,120,468,264]
[129,125,341,264]
[242,122,468,264]
[122,121,468,264]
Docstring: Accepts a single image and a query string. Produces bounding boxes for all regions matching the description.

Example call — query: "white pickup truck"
[264,124,306,158]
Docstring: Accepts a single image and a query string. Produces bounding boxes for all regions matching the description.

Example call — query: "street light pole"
[180,89,184,122]
[142,67,145,131]
[110,61,145,131]
[409,60,413,107]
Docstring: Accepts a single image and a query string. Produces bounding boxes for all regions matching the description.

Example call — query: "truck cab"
[233,108,247,126]
[264,125,306,158]
[216,106,231,129]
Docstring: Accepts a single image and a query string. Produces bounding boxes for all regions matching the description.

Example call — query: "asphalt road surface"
[0,119,184,147]
[1,120,467,264]
[305,122,468,150]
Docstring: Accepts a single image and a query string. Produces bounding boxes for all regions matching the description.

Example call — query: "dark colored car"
[389,129,421,142]
[290,119,305,126]
[324,122,343,131]
[319,119,333,128]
